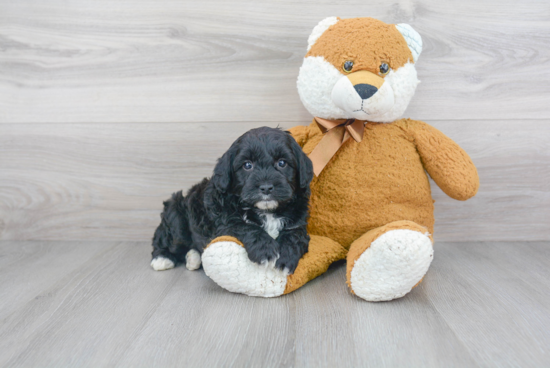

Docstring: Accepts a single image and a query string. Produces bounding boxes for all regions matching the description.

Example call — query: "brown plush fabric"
[344,220,433,294]
[205,18,479,298]
[307,18,414,75]
[206,236,244,248]
[347,71,384,88]
[283,235,348,294]
[399,119,480,200]
[289,117,477,294]
[288,125,311,147]
[291,117,476,249]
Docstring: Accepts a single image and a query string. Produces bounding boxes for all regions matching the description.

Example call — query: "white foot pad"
[151,256,175,271]
[202,241,287,297]
[185,249,202,271]
[350,229,433,302]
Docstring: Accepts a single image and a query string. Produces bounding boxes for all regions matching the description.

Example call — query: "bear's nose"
[259,184,274,194]
[354,84,378,100]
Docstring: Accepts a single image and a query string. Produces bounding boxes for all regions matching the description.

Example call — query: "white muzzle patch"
[331,76,395,120]
[255,200,278,210]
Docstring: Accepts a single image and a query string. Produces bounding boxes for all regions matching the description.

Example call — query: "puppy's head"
[210,127,313,211]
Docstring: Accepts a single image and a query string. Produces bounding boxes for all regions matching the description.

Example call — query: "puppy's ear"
[288,133,314,189]
[210,149,233,193]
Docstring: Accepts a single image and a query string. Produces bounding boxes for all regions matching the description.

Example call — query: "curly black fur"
[151,126,314,274]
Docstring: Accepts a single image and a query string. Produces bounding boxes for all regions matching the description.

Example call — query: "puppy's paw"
[246,241,280,267]
[202,240,288,297]
[273,229,309,274]
[275,255,300,275]
[185,249,202,271]
[150,256,175,271]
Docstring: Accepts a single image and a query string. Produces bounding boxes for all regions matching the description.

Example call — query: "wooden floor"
[1,241,548,367]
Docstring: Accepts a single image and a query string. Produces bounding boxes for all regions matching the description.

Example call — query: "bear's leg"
[202,235,347,297]
[346,220,433,301]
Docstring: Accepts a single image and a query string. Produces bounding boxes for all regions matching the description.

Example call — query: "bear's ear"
[396,24,423,62]
[307,17,340,51]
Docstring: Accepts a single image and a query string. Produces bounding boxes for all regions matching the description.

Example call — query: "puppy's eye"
[379,62,390,75]
[342,60,354,73]
[243,161,253,171]
[277,159,287,168]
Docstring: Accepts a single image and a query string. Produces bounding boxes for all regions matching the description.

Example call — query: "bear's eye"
[243,161,253,171]
[277,159,287,168]
[342,60,354,73]
[379,62,390,75]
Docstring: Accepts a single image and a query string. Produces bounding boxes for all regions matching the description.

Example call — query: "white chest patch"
[260,214,285,239]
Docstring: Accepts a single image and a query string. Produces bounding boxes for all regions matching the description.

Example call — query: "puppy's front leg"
[275,227,309,274]
[222,224,281,266]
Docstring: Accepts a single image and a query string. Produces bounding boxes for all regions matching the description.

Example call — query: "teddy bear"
[201,17,479,301]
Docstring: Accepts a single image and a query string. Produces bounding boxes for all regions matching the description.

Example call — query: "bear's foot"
[203,235,348,297]
[347,221,433,302]
[202,237,288,297]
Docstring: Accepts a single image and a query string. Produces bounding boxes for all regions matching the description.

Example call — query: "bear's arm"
[398,119,479,201]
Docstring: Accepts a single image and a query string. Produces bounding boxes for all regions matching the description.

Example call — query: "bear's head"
[297,17,422,123]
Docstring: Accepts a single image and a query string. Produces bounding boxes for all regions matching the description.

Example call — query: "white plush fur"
[331,75,395,120]
[185,249,202,271]
[307,17,339,51]
[260,213,285,239]
[297,56,347,120]
[297,56,420,122]
[150,256,175,271]
[350,230,433,301]
[372,62,420,122]
[202,241,288,297]
[396,24,423,62]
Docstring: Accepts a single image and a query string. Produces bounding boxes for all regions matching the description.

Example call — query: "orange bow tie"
[308,117,366,176]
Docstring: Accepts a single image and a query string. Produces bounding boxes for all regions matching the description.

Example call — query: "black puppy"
[150,126,314,274]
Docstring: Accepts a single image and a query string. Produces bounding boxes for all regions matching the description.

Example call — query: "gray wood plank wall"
[1,0,549,241]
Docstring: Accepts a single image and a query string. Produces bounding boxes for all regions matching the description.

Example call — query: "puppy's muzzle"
[259,183,274,195]
[254,181,279,210]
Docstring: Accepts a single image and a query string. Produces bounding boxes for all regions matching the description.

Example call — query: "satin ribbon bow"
[309,117,366,176]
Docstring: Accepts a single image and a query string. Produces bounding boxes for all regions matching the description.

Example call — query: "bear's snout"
[354,84,378,100]
[331,71,395,120]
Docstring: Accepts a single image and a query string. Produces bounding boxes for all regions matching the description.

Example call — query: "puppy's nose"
[354,84,378,100]
[259,184,274,194]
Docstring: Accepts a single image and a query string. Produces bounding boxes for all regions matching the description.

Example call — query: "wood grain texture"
[427,242,550,367]
[0,241,116,321]
[0,240,548,367]
[1,120,548,242]
[0,0,549,123]
[0,0,548,241]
